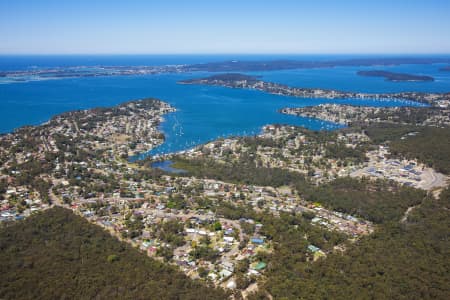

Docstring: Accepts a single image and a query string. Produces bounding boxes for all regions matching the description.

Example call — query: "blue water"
[1,55,448,157]
[151,160,187,174]
[256,63,450,93]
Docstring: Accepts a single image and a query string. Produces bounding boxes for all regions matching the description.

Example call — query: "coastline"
[2,56,450,84]
[179,73,449,107]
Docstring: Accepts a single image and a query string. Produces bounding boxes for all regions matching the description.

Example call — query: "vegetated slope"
[249,188,450,300]
[299,177,426,223]
[389,127,450,174]
[365,125,450,174]
[171,157,424,224]
[0,207,228,300]
[171,156,307,188]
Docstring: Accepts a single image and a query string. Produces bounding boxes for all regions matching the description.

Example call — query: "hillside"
[249,187,450,299]
[0,207,228,300]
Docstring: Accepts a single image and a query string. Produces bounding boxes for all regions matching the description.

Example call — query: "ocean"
[1,55,449,156]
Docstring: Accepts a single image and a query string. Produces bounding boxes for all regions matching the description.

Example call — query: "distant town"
[179,73,450,107]
[280,104,450,127]
[2,57,450,84]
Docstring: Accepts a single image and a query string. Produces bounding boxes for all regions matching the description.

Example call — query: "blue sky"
[1,0,449,54]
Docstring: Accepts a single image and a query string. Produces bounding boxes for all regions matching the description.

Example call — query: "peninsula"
[357,70,434,82]
[280,104,450,127]
[1,95,449,299]
[2,57,450,83]
[0,65,186,83]
[179,73,450,107]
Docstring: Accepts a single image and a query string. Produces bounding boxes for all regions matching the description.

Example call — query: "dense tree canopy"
[250,188,450,300]
[172,157,307,188]
[364,124,450,174]
[298,177,426,223]
[0,207,228,300]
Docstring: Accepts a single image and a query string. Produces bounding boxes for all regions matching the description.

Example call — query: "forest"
[172,157,425,224]
[0,207,228,300]
[171,157,307,188]
[364,124,450,174]
[249,187,450,300]
[297,177,426,223]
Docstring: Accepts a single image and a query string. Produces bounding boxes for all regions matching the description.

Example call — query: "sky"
[1,0,450,54]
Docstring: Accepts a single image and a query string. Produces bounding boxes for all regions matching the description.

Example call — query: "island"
[2,57,450,83]
[179,73,450,107]
[180,73,259,83]
[357,70,434,82]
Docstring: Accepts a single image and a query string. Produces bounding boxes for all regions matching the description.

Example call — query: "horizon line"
[1,52,450,56]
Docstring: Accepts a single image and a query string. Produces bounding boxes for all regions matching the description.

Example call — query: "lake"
[1,55,448,157]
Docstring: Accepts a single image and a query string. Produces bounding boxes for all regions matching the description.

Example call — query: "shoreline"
[2,56,450,84]
[0,93,443,161]
[280,104,450,127]
[179,73,450,107]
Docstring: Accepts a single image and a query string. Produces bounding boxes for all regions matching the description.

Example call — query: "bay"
[1,55,448,157]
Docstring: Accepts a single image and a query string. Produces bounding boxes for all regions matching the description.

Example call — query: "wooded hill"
[0,207,228,300]
[249,187,450,299]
